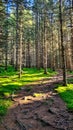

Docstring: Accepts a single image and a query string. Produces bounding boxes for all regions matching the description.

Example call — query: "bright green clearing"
[0,66,56,117]
[56,84,73,110]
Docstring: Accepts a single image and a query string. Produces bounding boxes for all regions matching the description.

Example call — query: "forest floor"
[0,72,73,130]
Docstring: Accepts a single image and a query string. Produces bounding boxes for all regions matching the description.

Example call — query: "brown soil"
[0,73,73,130]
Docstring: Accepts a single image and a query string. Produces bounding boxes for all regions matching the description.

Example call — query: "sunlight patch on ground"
[56,84,73,110]
[10,92,53,106]
[0,67,56,117]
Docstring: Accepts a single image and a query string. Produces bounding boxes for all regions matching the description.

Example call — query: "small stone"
[27,124,33,128]
[48,107,59,114]
[22,110,29,114]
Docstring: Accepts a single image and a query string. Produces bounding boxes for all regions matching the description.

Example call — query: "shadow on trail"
[0,74,73,130]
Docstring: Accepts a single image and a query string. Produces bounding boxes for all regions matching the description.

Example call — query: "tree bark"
[43,8,47,74]
[15,0,19,71]
[59,0,67,86]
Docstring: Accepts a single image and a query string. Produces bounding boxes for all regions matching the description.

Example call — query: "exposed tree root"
[15,119,26,130]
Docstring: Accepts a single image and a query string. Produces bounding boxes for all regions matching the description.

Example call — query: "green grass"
[68,70,73,75]
[0,100,12,116]
[33,93,44,97]
[56,84,73,110]
[0,66,56,117]
[68,78,73,84]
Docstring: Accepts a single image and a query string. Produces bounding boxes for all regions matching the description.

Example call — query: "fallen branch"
[31,102,42,111]
[36,117,52,127]
[36,117,65,130]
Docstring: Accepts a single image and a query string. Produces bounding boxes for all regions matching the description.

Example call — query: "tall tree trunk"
[4,33,8,71]
[10,27,16,67]
[35,0,40,69]
[19,17,23,78]
[51,13,55,70]
[43,9,47,74]
[26,41,31,68]
[58,28,62,69]
[5,0,8,70]
[15,0,19,71]
[70,0,73,69]
[59,0,67,86]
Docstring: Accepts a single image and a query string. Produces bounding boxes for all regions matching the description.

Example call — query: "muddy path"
[0,73,73,130]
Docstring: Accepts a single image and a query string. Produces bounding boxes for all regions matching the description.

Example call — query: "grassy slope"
[0,66,56,117]
[56,71,73,111]
[56,83,73,110]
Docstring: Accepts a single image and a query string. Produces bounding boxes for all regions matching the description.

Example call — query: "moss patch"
[56,84,73,110]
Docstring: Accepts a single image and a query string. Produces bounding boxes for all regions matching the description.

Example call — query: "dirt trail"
[0,73,73,130]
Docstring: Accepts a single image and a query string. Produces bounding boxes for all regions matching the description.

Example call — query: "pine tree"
[59,0,67,86]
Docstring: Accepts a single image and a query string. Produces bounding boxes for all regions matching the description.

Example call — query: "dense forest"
[0,0,73,129]
[0,0,73,82]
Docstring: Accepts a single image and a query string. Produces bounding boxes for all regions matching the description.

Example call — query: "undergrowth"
[0,66,56,117]
[56,84,73,111]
